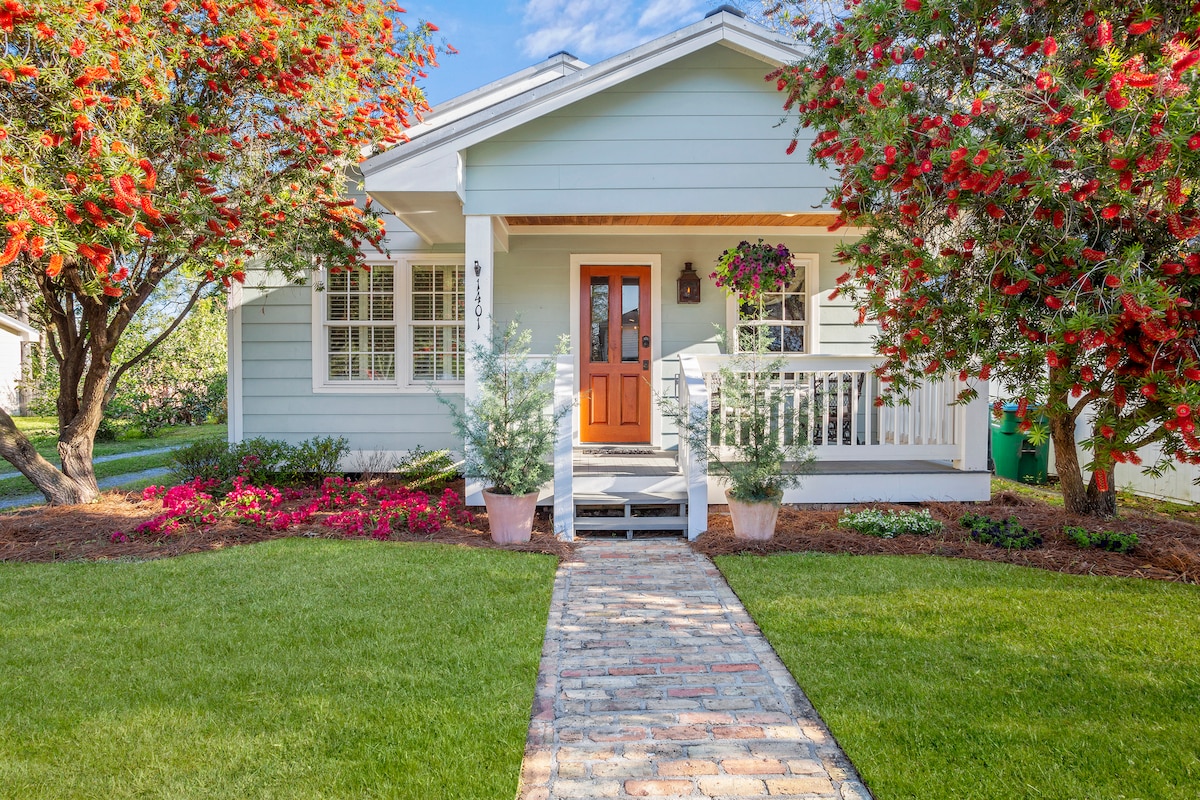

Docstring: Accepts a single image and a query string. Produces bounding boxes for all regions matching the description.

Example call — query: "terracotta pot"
[482,489,539,544]
[725,490,781,541]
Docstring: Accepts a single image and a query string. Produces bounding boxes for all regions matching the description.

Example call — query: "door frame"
[570,253,662,448]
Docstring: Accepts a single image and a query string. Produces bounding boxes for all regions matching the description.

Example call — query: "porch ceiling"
[503,213,840,228]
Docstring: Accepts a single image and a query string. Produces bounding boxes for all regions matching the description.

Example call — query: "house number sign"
[473,260,483,329]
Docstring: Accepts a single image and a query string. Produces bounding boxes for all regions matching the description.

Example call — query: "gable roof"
[362,9,801,181]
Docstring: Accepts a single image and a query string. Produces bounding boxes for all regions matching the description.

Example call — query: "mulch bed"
[695,491,1200,584]
[0,479,572,563]
[4,478,1199,584]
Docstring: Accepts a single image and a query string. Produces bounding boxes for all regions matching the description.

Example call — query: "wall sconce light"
[677,262,701,304]
[473,260,481,277]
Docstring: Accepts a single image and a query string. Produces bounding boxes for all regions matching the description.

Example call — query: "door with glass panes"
[579,266,651,443]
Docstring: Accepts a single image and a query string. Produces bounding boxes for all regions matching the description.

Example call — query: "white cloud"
[519,0,721,60]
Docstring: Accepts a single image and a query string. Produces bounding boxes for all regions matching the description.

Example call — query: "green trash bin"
[991,403,1050,484]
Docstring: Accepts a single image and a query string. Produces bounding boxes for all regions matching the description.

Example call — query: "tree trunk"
[0,409,98,505]
[1049,412,1116,517]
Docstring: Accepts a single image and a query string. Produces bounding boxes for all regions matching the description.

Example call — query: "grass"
[717,553,1200,800]
[10,418,226,462]
[0,451,177,499]
[992,475,1200,522]
[0,539,557,800]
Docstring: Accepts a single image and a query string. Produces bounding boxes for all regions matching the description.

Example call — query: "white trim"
[723,254,820,354]
[0,312,39,342]
[569,253,663,448]
[507,225,864,237]
[310,253,468,394]
[227,281,243,443]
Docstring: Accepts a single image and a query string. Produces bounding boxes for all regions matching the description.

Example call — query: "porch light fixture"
[677,262,701,304]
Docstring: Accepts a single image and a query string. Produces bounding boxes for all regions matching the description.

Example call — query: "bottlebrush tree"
[0,1,440,504]
[770,0,1200,515]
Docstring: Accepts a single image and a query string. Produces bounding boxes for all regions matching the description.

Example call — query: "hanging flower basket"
[711,240,797,301]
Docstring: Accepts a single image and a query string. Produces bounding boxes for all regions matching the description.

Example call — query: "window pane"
[621,277,639,362]
[409,264,465,383]
[590,277,609,364]
[737,272,806,353]
[328,324,395,381]
[784,295,805,321]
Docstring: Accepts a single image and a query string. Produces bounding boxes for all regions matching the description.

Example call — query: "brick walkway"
[519,538,872,800]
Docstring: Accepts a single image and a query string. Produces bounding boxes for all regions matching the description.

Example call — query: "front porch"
[539,353,990,542]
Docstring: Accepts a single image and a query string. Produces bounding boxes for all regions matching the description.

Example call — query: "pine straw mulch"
[694,491,1200,584]
[0,479,572,563]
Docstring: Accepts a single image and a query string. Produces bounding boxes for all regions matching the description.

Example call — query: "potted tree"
[438,321,567,543]
[667,240,812,539]
[670,334,813,539]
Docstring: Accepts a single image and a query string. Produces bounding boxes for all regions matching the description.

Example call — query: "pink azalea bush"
[127,475,473,540]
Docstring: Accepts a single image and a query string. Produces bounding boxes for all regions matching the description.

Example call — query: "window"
[316,256,465,391]
[736,272,809,353]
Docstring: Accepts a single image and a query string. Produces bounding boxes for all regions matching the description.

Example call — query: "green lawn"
[10,418,226,462]
[0,539,557,800]
[717,553,1200,800]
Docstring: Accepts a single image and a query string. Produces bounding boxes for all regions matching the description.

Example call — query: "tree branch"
[105,278,210,402]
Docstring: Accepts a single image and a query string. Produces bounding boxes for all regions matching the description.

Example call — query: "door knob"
[641,335,650,348]
[642,359,649,371]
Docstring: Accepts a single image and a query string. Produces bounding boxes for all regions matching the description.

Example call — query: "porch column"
[954,379,989,472]
[463,214,495,506]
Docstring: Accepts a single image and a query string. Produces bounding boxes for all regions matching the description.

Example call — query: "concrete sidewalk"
[519,538,871,799]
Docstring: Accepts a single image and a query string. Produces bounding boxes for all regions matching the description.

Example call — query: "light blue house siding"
[463,46,827,216]
[236,229,867,454]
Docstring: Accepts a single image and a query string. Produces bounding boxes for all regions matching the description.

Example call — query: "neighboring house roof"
[0,312,39,343]
[362,8,810,243]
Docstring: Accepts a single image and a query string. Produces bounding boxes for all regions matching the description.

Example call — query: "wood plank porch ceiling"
[503,213,839,228]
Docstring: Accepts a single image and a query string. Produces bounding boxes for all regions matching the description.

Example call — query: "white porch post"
[464,214,494,506]
[955,379,989,472]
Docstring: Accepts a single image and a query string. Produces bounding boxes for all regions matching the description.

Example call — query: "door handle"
[641,335,650,348]
[642,359,649,371]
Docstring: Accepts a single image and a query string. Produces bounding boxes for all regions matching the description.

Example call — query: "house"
[0,311,38,416]
[226,7,990,539]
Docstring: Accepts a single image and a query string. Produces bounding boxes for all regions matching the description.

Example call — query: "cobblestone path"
[518,538,872,800]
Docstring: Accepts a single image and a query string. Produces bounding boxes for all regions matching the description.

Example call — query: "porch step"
[573,490,689,538]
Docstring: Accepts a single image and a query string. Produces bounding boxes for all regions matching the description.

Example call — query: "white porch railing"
[691,354,988,469]
[552,354,575,541]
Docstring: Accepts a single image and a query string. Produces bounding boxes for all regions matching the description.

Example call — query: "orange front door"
[580,266,651,443]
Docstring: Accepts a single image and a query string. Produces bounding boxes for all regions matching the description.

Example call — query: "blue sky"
[402,0,744,105]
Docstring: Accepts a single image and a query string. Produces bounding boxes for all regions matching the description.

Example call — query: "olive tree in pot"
[667,330,814,540]
[438,321,568,544]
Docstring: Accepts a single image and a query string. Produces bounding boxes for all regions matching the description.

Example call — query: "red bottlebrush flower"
[1100,425,1115,439]
[102,285,123,297]
[979,364,991,380]
[1095,470,1109,492]
[1109,158,1128,170]
[46,253,63,277]
[903,0,921,10]
[1046,352,1060,367]
[134,222,153,238]
[1045,295,1064,310]
[1052,210,1065,228]
[972,149,989,165]
[1104,274,1121,287]
[985,203,1005,219]
[1082,248,1106,262]
[951,113,971,127]
[1128,18,1157,35]
[1101,205,1121,220]
[206,219,224,234]
[785,139,797,155]
[64,204,83,225]
[872,164,891,180]
[1141,383,1158,398]
[1105,89,1129,110]
[1043,36,1058,56]
[1003,279,1030,295]
[1178,404,1192,419]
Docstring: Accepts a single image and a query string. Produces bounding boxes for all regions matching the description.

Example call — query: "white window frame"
[724,254,820,355]
[312,253,467,394]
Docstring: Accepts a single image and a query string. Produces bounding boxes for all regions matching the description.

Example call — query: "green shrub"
[961,512,1043,550]
[169,436,349,487]
[839,508,944,538]
[1063,524,1139,554]
[394,445,459,489]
